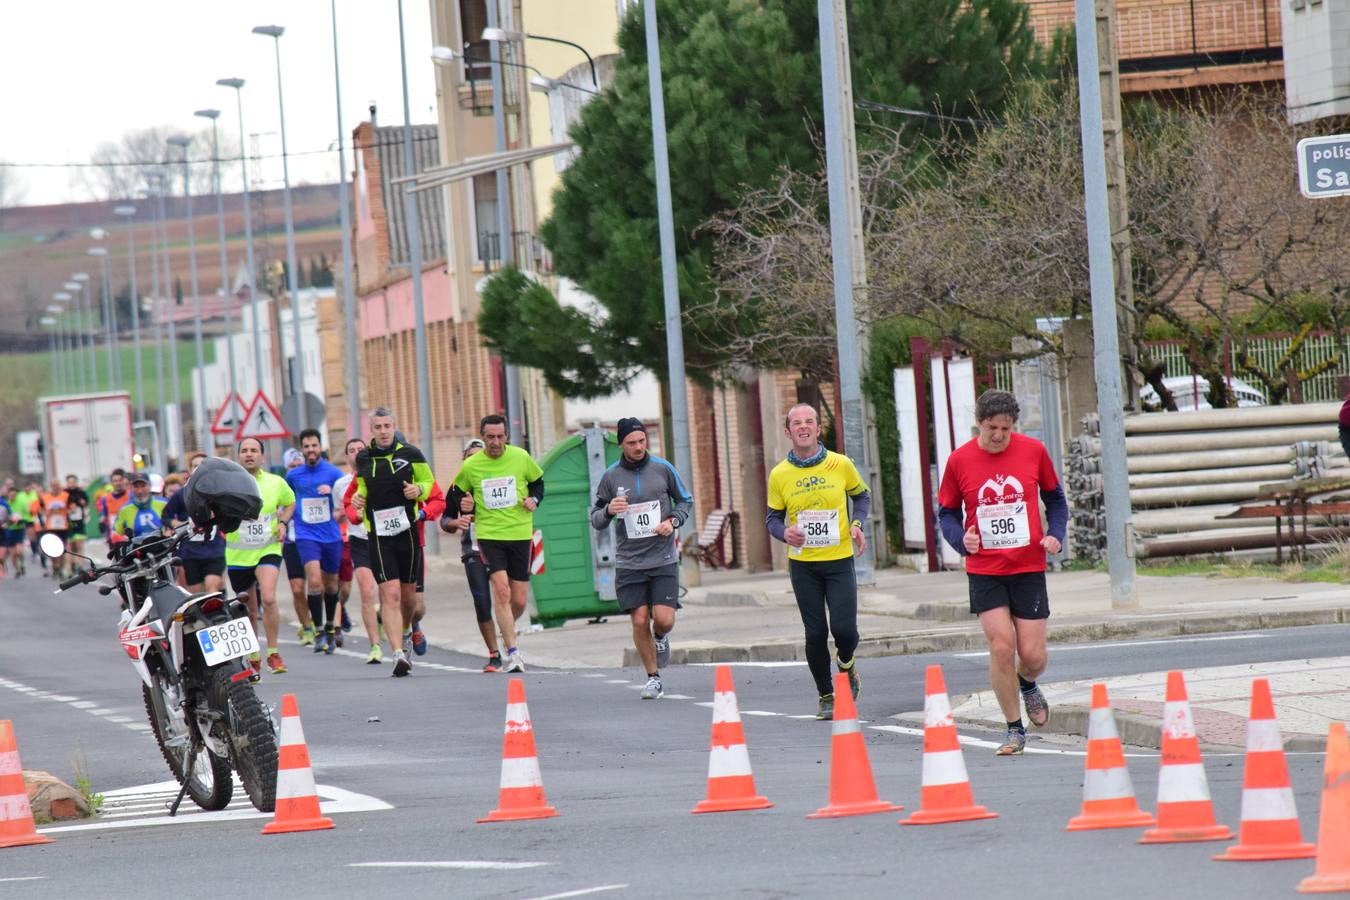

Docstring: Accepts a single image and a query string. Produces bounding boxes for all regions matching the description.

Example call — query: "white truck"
[38,392,135,485]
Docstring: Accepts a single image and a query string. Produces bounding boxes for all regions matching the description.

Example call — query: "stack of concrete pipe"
[1066,401,1347,561]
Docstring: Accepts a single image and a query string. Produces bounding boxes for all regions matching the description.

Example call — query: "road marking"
[524,886,629,900]
[0,677,148,735]
[39,779,390,834]
[662,693,693,700]
[868,724,1162,757]
[690,661,807,668]
[951,633,1268,658]
[350,861,549,870]
[0,877,45,883]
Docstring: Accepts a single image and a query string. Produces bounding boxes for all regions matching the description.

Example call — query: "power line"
[0,132,440,170]
[855,98,995,127]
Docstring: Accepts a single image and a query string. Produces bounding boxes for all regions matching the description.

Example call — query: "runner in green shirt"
[12,485,40,575]
[223,437,296,676]
[449,414,544,673]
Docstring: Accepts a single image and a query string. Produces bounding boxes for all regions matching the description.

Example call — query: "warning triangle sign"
[210,392,246,435]
[235,390,291,441]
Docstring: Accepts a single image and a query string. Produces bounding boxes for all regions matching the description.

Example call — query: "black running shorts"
[478,538,532,582]
[968,571,1050,620]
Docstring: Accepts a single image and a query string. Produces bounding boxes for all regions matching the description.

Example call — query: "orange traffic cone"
[262,694,335,835]
[479,678,558,822]
[901,664,998,826]
[0,720,52,848]
[1138,670,1232,844]
[1066,683,1155,831]
[692,665,772,814]
[1298,722,1350,893]
[1215,678,1315,861]
[808,671,902,819]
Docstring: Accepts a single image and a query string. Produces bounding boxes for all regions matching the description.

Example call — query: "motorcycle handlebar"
[59,571,91,590]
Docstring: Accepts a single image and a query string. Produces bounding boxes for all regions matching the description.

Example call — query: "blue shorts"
[295,538,343,575]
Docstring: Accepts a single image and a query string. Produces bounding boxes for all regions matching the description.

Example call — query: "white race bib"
[622,501,662,539]
[238,514,275,549]
[796,509,840,549]
[976,502,1031,549]
[301,497,330,525]
[373,506,410,537]
[482,476,517,510]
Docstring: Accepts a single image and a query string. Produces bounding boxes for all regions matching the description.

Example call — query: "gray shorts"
[615,564,682,613]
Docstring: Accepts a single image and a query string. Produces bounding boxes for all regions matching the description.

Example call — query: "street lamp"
[87,245,119,389]
[196,108,241,435]
[525,73,598,96]
[480,27,599,90]
[168,133,209,452]
[216,77,266,399]
[252,24,308,431]
[52,293,73,393]
[330,0,361,444]
[39,315,58,393]
[70,274,93,391]
[113,204,146,421]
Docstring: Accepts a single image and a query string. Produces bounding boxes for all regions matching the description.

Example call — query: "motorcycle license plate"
[196,617,259,666]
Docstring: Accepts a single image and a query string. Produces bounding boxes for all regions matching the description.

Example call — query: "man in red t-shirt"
[937,390,1068,756]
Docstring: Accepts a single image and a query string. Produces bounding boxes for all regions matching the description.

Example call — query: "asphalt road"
[1,565,1343,899]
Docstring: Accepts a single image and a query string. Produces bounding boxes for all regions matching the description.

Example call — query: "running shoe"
[1022,685,1050,728]
[267,652,287,675]
[298,625,315,646]
[840,660,861,700]
[816,693,835,721]
[340,608,353,633]
[248,652,262,677]
[323,628,336,655]
[392,652,412,678]
[641,676,664,700]
[312,631,329,654]
[366,645,384,665]
[411,628,428,656]
[333,629,344,649]
[402,629,413,656]
[502,650,525,673]
[653,633,671,669]
[483,653,502,673]
[996,728,1027,756]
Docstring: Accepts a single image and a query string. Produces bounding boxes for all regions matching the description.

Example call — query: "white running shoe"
[641,676,664,700]
[502,650,525,673]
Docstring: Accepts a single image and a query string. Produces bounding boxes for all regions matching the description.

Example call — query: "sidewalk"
[416,556,1350,750]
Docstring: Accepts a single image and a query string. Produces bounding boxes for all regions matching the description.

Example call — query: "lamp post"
[88,244,119,389]
[40,316,59,393]
[331,0,361,444]
[481,26,599,90]
[252,24,308,431]
[216,77,265,399]
[196,109,240,432]
[168,134,209,452]
[113,204,146,420]
[144,175,168,461]
[154,167,182,463]
[72,273,95,389]
[63,279,89,392]
[395,1,434,479]
[47,301,69,392]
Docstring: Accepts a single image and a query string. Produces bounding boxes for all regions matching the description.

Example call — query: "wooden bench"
[684,509,737,569]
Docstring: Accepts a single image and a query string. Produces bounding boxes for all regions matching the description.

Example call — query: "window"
[471,172,499,264]
[457,0,492,83]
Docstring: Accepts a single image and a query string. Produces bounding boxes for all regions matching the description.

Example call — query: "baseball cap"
[463,438,485,452]
[130,471,151,485]
[282,448,304,467]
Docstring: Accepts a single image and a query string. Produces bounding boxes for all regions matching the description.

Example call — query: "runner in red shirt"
[937,390,1068,756]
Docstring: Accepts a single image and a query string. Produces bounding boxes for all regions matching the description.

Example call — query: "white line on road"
[690,661,807,667]
[951,633,1268,658]
[0,877,45,883]
[523,886,629,900]
[349,861,549,870]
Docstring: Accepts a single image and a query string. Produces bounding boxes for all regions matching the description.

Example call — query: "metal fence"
[987,332,1350,405]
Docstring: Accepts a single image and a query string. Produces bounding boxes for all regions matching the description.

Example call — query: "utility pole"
[1075,0,1138,609]
[817,0,876,582]
[1094,0,1139,409]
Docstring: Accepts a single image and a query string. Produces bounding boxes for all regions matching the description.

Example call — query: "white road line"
[951,633,1268,658]
[349,861,549,870]
[604,680,629,685]
[690,661,807,668]
[0,677,148,735]
[523,886,629,900]
[867,724,1164,758]
[0,877,45,883]
[661,693,693,700]
[740,710,780,717]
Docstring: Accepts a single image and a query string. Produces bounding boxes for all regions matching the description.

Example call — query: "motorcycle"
[44,517,278,815]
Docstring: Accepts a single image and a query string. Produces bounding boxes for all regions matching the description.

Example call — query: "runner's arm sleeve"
[411,458,434,503]
[343,478,362,525]
[848,489,871,526]
[765,506,787,543]
[590,476,614,531]
[937,505,968,555]
[446,484,468,517]
[423,482,447,521]
[527,477,544,504]
[665,462,692,528]
[1040,483,1068,544]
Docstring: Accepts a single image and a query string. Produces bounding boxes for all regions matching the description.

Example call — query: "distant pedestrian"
[937,389,1068,756]
[766,403,870,721]
[590,418,692,700]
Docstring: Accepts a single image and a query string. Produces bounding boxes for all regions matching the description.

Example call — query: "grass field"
[13,339,215,414]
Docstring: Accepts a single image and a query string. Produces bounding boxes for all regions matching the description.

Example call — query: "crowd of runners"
[3,389,1065,750]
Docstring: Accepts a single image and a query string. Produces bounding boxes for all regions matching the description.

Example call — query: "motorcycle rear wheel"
[210,667,278,813]
[142,672,234,811]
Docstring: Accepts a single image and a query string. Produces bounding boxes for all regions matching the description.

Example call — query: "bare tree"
[70,126,238,201]
[0,161,25,229]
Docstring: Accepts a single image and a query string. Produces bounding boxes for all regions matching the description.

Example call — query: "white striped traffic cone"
[479,678,558,822]
[692,665,772,814]
[262,694,334,834]
[1066,683,1155,830]
[1138,670,1231,844]
[902,664,998,825]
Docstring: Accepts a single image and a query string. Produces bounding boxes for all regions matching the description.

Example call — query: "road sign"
[235,391,290,441]
[1297,134,1350,198]
[280,391,327,434]
[209,393,246,436]
[16,431,42,475]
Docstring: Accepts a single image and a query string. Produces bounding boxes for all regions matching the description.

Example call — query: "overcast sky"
[1,0,438,206]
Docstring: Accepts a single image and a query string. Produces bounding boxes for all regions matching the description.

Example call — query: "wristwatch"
[850,520,863,530]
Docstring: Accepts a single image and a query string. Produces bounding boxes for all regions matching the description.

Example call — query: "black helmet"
[182,457,262,534]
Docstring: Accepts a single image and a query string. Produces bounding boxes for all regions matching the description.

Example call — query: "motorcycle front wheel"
[142,671,234,811]
[209,666,278,813]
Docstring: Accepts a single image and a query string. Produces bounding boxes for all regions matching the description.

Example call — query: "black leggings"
[463,555,493,625]
[788,557,860,695]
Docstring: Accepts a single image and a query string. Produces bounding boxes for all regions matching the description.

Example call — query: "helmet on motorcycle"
[182,456,262,534]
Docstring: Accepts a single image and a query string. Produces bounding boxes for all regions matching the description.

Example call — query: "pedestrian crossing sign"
[235,391,290,441]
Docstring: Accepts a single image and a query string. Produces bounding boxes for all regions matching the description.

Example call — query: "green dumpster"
[530,428,623,628]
